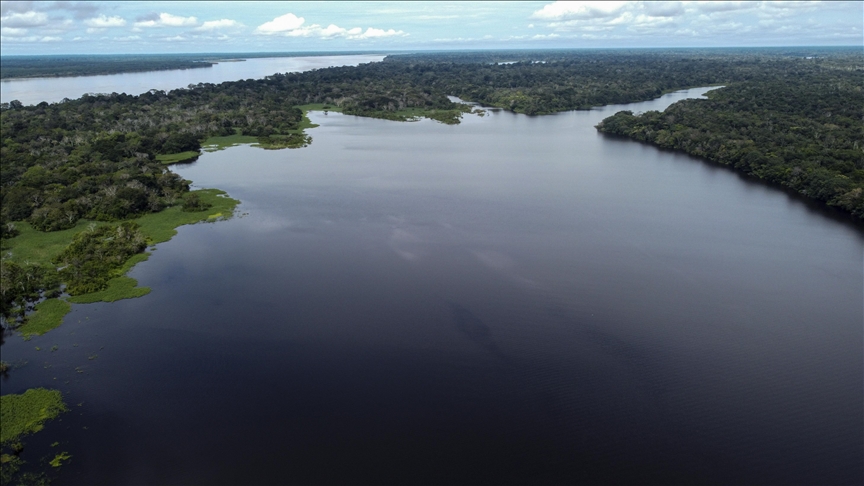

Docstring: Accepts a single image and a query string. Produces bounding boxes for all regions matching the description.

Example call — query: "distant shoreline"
[0,51,388,80]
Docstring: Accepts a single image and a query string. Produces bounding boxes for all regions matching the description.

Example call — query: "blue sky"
[1,1,861,55]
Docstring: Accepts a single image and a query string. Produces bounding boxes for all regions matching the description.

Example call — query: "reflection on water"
[2,89,861,485]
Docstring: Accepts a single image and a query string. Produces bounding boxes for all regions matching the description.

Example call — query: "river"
[0,73,862,483]
[0,54,386,105]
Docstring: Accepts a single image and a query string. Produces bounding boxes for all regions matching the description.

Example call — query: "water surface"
[0,54,385,105]
[1,88,861,485]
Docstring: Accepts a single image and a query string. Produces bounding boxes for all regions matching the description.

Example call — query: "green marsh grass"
[2,189,240,331]
[17,300,70,337]
[156,151,200,165]
[0,389,67,444]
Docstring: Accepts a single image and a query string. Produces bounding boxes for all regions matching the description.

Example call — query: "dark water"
[2,88,862,485]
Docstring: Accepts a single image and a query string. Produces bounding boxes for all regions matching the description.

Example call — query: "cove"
[1,88,861,485]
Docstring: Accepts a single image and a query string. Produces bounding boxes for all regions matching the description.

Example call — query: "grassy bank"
[156,151,200,165]
[2,189,240,336]
[16,299,71,337]
[167,104,328,160]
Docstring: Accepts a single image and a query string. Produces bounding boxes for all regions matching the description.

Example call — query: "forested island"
[1,46,862,485]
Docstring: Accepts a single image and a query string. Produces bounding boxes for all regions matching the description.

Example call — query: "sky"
[1,1,861,55]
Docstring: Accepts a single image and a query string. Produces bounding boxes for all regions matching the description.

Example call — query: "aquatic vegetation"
[0,389,67,444]
[201,133,259,152]
[156,151,200,165]
[48,452,71,468]
[66,276,150,304]
[2,189,238,334]
[16,299,70,337]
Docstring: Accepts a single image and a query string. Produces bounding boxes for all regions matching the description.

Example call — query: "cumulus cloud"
[0,34,62,43]
[85,15,125,28]
[532,1,628,21]
[256,12,406,39]
[256,13,305,33]
[0,26,27,37]
[134,12,198,28]
[0,10,48,27]
[196,19,240,31]
[358,27,406,39]
[528,0,858,43]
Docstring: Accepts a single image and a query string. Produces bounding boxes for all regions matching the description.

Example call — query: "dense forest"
[1,54,214,79]
[596,66,863,217]
[0,52,377,79]
[1,47,862,329]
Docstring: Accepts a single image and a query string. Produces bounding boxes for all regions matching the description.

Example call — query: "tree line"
[596,64,863,218]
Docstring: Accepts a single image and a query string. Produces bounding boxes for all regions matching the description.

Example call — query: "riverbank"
[3,188,239,338]
[595,72,864,219]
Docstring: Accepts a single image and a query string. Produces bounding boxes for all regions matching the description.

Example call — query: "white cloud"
[196,19,239,31]
[689,1,753,14]
[1,34,62,43]
[135,12,198,28]
[357,27,406,38]
[256,13,305,34]
[0,10,48,27]
[0,26,28,37]
[255,12,406,39]
[85,27,103,34]
[532,1,628,21]
[85,15,126,28]
[529,0,858,43]
[114,35,141,42]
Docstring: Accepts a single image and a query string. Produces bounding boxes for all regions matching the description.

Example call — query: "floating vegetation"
[48,452,71,468]
[67,276,150,304]
[0,389,67,444]
[17,299,71,337]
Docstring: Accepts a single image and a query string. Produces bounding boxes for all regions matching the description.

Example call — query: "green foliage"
[131,189,239,243]
[597,68,864,218]
[0,389,67,444]
[0,220,95,266]
[181,193,212,212]
[67,276,150,304]
[48,452,71,468]
[201,133,260,152]
[0,261,60,327]
[15,48,835,233]
[53,222,147,295]
[16,299,70,337]
[0,54,214,79]
[156,151,200,165]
